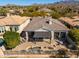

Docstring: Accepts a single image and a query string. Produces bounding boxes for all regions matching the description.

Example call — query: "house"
[0,13,69,42]
[0,13,30,38]
[22,17,69,42]
[59,16,79,29]
[9,9,24,15]
[38,8,52,13]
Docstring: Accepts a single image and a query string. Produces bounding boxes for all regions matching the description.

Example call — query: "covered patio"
[24,30,68,43]
[26,31,52,42]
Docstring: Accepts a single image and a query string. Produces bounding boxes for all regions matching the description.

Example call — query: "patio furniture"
[56,40,63,45]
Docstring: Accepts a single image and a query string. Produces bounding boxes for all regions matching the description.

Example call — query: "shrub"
[68,29,79,45]
[50,11,61,19]
[3,31,20,49]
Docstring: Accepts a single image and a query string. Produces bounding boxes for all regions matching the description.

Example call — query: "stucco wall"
[18,19,30,33]
[5,26,10,31]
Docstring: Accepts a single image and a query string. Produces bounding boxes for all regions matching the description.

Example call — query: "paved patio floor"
[12,39,68,51]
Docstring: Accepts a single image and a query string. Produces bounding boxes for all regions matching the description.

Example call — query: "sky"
[0,0,62,6]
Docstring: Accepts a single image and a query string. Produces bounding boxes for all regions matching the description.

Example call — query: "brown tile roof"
[60,16,79,26]
[23,17,69,31]
[0,15,30,26]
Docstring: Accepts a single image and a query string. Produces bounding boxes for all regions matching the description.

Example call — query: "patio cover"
[33,32,51,38]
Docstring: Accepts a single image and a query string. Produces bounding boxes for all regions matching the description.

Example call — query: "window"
[75,25,79,29]
[0,26,5,33]
[54,32,59,39]
[61,32,66,39]
[14,26,19,31]
[10,26,19,32]
[10,27,12,31]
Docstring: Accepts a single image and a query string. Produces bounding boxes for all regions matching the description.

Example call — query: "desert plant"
[3,31,20,49]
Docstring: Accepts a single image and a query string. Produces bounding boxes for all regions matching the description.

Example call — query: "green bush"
[3,31,20,49]
[50,11,61,19]
[20,11,48,17]
[68,29,79,45]
[0,8,8,16]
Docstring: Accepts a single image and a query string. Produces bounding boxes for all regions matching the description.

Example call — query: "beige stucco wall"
[4,54,50,58]
[18,19,30,33]
[5,26,10,31]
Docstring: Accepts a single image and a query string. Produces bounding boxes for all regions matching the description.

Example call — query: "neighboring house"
[37,8,52,16]
[38,8,52,13]
[9,9,23,15]
[59,16,79,29]
[22,17,69,42]
[0,13,30,38]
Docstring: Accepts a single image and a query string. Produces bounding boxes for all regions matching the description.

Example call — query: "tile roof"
[23,17,69,31]
[0,15,30,26]
[60,16,79,26]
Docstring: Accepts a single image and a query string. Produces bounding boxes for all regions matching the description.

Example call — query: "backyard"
[3,39,78,58]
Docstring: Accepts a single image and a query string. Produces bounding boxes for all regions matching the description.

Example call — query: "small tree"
[68,29,79,46]
[50,11,61,19]
[3,31,20,49]
[0,8,8,16]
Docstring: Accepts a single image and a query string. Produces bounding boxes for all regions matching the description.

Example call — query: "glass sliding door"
[60,32,66,39]
[54,32,59,39]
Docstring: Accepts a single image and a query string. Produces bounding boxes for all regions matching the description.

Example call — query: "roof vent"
[30,18,32,22]
[46,19,53,25]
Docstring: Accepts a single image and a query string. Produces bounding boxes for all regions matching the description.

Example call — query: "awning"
[33,32,51,38]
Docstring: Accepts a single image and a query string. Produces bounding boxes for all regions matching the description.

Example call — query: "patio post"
[51,31,54,39]
[66,31,68,36]
[59,32,61,40]
[26,32,28,41]
[51,31,54,43]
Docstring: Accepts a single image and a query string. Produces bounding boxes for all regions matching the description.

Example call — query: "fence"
[2,49,79,58]
[3,50,59,55]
